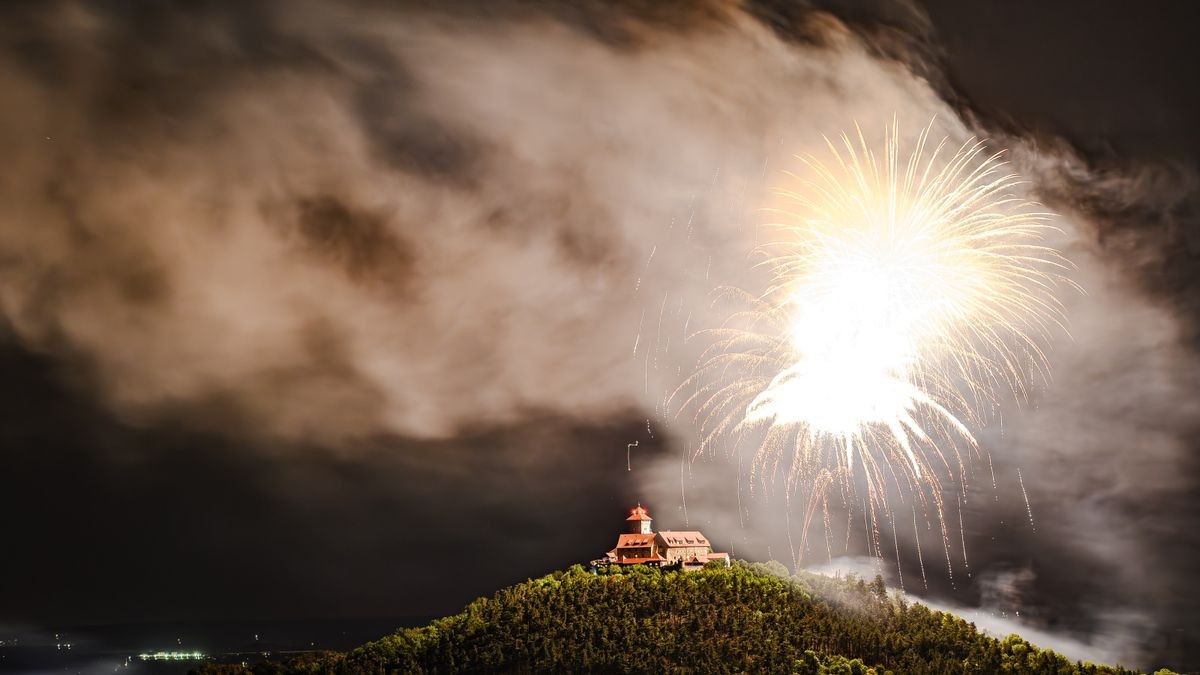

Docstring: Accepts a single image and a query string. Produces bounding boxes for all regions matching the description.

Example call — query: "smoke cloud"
[0,0,959,442]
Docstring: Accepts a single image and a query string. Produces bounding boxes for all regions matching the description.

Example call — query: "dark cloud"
[921,1,1200,163]
[919,1,1200,340]
[394,0,736,48]
[288,195,417,289]
[0,334,666,624]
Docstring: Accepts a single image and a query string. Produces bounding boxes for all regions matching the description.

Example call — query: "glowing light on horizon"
[673,121,1071,564]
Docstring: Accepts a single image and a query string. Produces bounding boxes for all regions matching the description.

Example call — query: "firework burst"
[673,121,1071,566]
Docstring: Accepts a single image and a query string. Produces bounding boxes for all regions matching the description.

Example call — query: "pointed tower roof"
[626,504,652,521]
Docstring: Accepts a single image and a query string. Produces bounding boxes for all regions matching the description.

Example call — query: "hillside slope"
[201,561,1172,674]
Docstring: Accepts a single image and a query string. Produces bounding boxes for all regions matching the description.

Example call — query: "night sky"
[2,1,1199,672]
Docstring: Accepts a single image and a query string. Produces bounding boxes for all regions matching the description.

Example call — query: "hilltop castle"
[597,504,730,571]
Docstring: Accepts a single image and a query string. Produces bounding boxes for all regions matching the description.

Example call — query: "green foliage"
[193,563,1172,675]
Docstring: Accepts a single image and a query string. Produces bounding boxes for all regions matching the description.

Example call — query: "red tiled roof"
[657,530,709,547]
[626,504,652,521]
[615,533,655,548]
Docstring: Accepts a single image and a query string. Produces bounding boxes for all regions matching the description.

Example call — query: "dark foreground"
[0,618,423,675]
[189,562,1176,674]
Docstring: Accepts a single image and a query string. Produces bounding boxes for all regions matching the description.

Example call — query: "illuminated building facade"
[599,505,730,571]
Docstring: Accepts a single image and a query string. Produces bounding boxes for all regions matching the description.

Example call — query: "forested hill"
[197,561,1174,674]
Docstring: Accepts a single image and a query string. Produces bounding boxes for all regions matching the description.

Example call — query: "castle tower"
[626,504,653,534]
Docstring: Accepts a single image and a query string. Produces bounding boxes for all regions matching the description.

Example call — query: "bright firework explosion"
[673,122,1071,571]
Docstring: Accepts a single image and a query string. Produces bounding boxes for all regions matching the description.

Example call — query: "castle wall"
[661,546,710,561]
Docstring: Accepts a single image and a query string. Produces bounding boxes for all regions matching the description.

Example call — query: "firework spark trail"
[672,120,1069,571]
[987,449,999,502]
[785,501,800,571]
[822,498,833,563]
[643,346,650,396]
[652,292,669,373]
[634,245,656,294]
[627,441,638,471]
[680,450,689,525]
[632,309,644,357]
[892,510,904,591]
[958,493,969,571]
[913,504,928,590]
[737,457,746,529]
[844,506,854,554]
[1017,467,1035,531]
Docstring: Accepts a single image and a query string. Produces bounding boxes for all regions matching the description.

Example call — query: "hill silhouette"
[194,561,1174,674]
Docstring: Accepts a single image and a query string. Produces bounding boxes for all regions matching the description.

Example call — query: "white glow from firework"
[675,121,1070,561]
